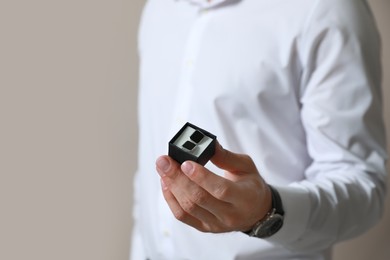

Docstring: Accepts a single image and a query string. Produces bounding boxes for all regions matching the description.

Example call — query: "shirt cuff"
[265,183,311,247]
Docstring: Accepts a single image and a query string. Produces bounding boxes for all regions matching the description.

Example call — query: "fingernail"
[156,157,170,173]
[181,161,194,176]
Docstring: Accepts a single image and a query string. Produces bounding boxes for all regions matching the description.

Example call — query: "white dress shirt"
[131,0,388,259]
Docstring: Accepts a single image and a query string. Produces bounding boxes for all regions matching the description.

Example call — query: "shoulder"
[306,0,376,28]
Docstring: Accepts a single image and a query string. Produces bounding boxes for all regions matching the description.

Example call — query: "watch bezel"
[251,210,284,238]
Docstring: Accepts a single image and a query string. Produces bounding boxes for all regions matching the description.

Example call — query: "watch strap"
[269,185,284,216]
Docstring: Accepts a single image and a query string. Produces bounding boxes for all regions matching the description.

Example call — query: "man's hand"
[156,142,272,233]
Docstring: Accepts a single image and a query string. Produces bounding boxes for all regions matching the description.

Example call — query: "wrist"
[262,184,273,220]
[243,185,285,238]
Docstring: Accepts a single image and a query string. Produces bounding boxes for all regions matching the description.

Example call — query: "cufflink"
[169,122,217,166]
[182,140,197,151]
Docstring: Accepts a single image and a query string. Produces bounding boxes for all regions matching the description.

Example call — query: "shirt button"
[175,117,185,125]
[186,59,194,68]
[163,230,171,237]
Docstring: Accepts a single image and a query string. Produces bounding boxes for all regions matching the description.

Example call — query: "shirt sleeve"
[267,0,388,252]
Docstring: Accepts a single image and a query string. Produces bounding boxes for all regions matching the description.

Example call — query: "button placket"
[170,12,211,132]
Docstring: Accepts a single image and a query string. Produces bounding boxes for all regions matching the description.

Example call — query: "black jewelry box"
[168,122,217,166]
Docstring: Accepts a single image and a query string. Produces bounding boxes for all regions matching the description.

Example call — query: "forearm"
[268,168,387,252]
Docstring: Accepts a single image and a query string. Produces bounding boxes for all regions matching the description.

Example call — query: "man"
[131,0,388,259]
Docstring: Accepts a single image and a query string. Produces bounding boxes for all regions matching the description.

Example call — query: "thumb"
[211,142,258,175]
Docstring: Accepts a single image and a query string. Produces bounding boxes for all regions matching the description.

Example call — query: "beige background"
[0,0,388,259]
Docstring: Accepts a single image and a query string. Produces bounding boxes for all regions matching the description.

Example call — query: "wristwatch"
[245,185,284,238]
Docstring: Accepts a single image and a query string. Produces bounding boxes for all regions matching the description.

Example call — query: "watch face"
[254,214,284,238]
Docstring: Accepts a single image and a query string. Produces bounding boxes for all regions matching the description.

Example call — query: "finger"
[161,173,231,225]
[157,155,233,215]
[181,160,240,204]
[156,155,181,178]
[179,161,268,231]
[210,142,258,174]
[160,179,207,231]
[160,178,223,233]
